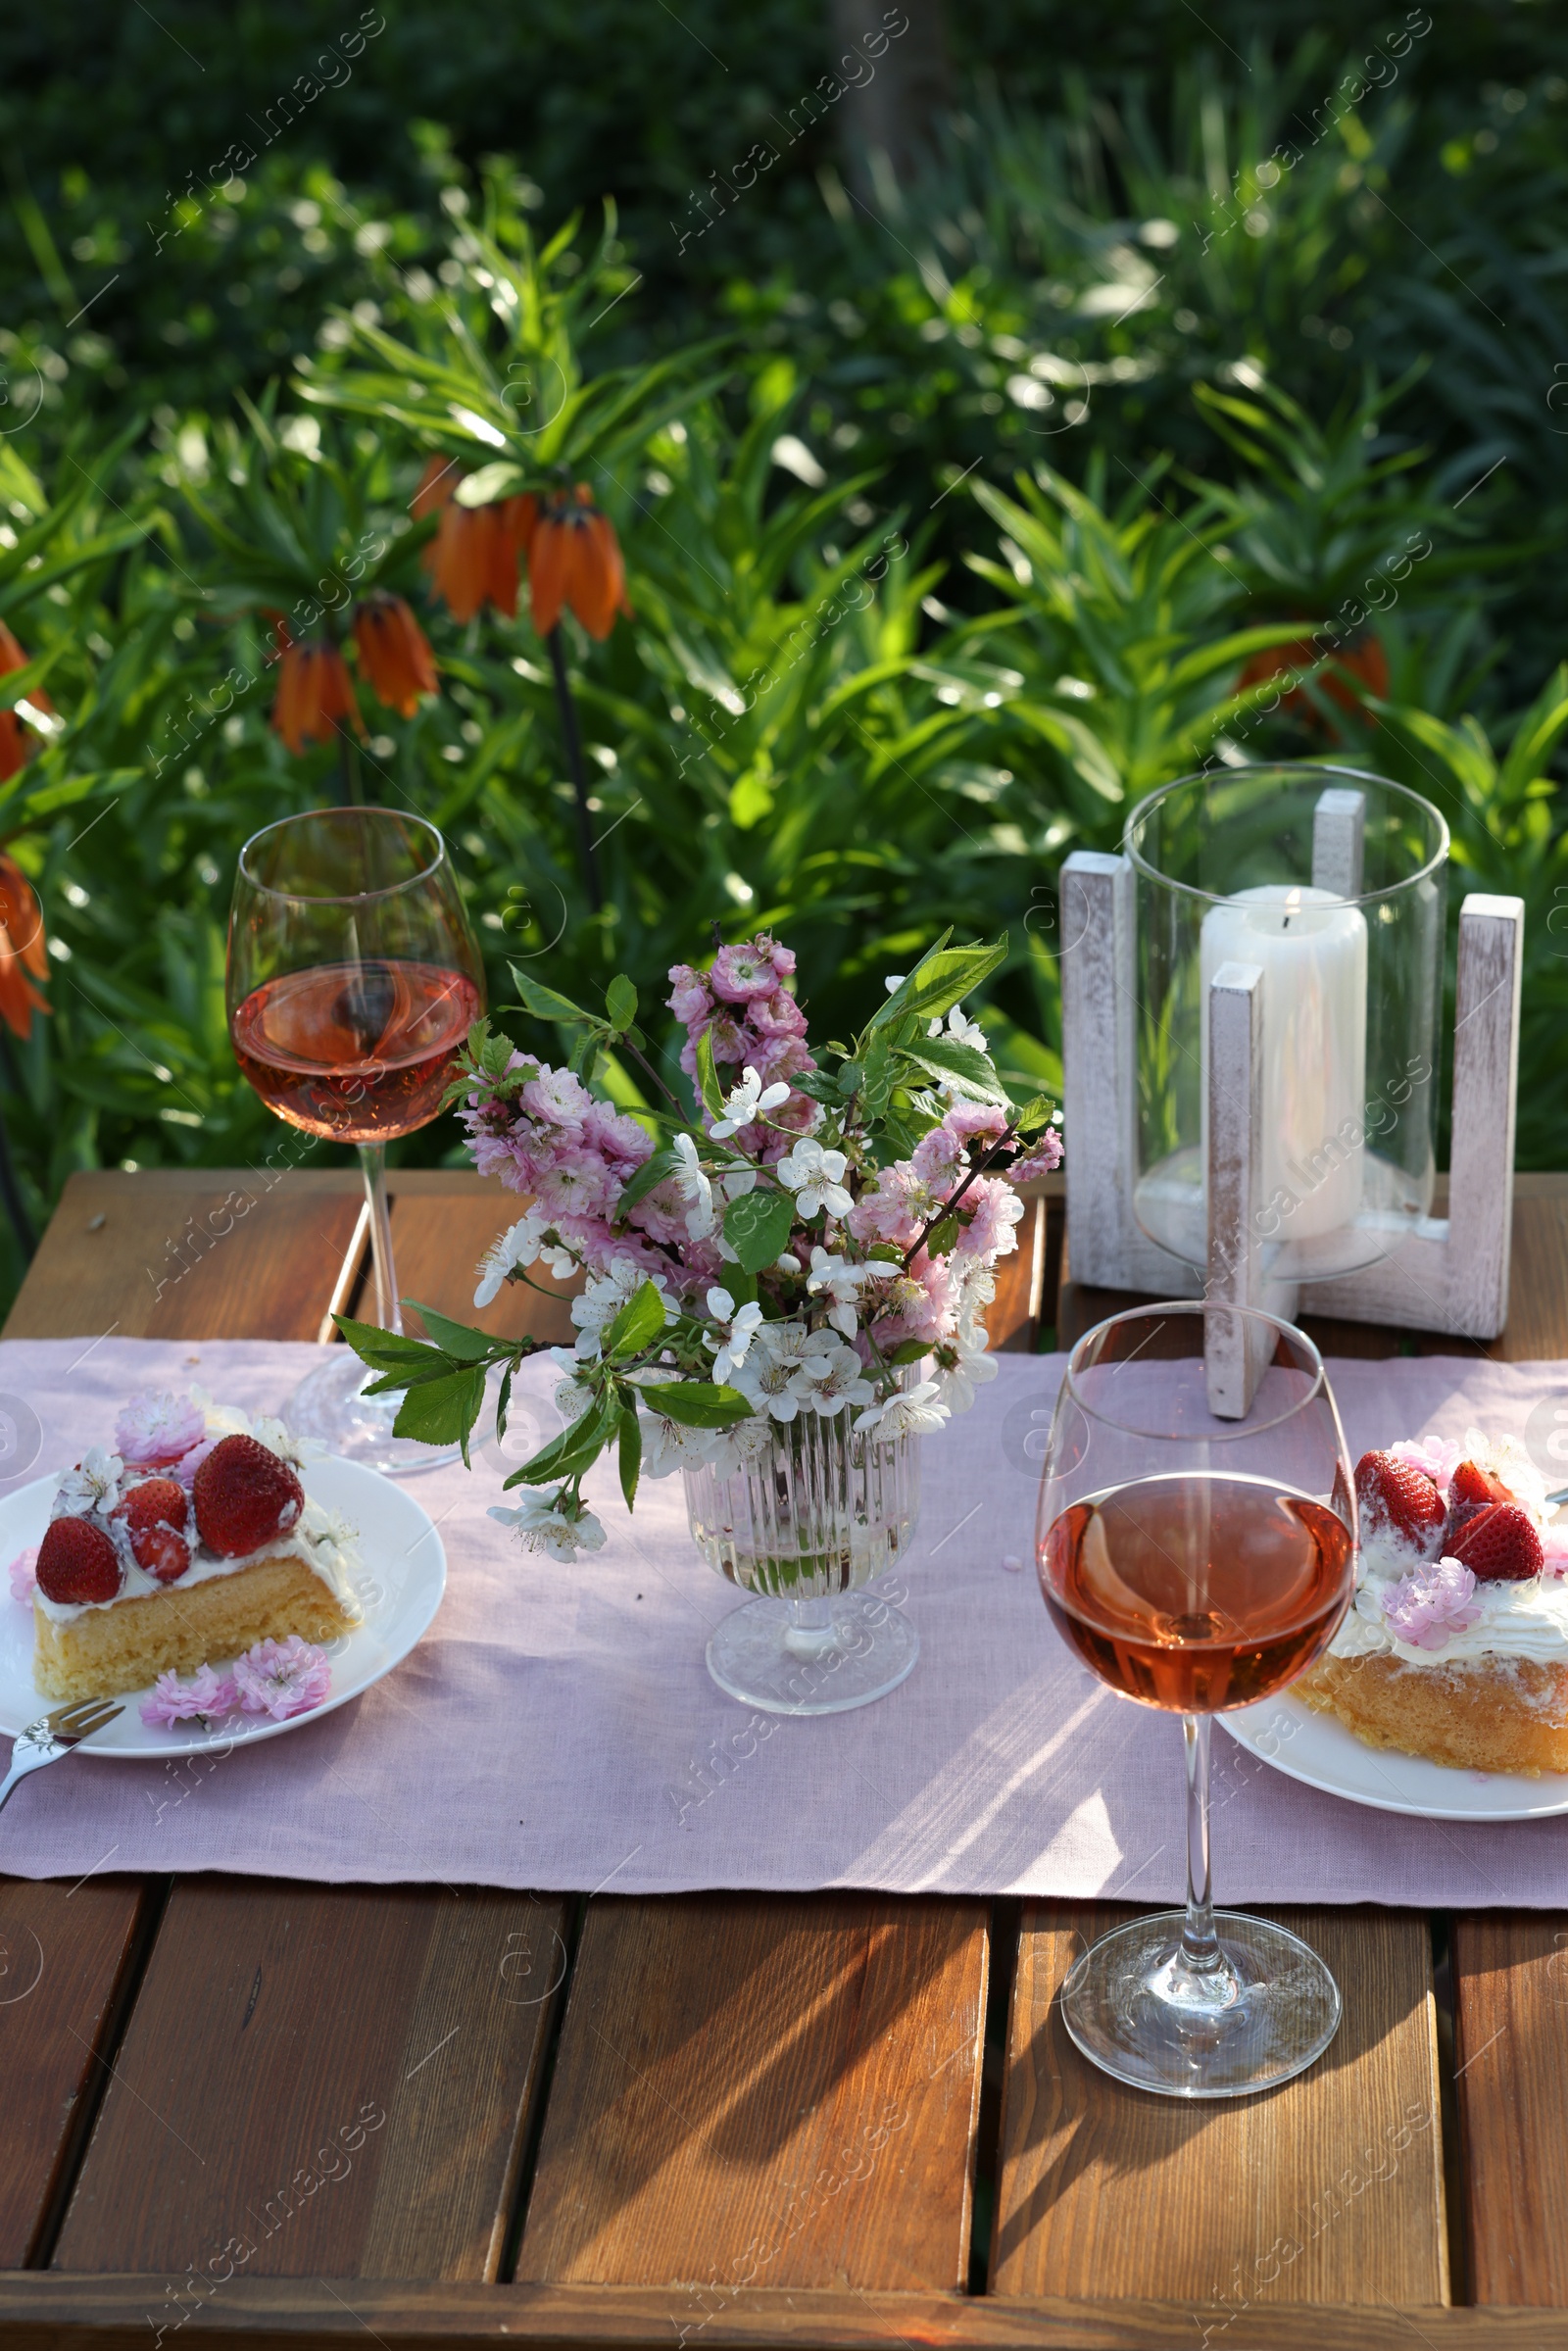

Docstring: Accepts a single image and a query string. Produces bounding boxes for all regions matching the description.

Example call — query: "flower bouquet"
[337,929,1061,1711]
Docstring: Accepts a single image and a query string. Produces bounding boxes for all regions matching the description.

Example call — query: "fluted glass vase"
[684,1408,922,1715]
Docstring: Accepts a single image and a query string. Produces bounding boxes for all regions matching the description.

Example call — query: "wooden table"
[4,1167,1568,2349]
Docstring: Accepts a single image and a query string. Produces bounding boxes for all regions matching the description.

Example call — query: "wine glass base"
[288,1350,459,1478]
[1060,1910,1342,2099]
[706,1591,918,1715]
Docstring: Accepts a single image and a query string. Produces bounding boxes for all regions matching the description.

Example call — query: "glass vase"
[684,1408,922,1715]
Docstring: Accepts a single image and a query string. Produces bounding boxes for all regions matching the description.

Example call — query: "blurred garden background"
[0,0,1565,1313]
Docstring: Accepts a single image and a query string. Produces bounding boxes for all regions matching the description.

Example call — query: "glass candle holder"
[1125,763,1448,1286]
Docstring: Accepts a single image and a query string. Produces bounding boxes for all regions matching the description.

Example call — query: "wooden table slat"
[51,1881,569,2283]
[518,1893,989,2292]
[991,1904,1447,2308]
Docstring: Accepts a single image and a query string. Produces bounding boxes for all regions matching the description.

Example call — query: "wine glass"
[1036,1301,1356,2099]
[226,807,485,1474]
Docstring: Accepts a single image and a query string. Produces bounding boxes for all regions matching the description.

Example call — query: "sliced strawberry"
[36,1516,122,1605]
[1447,1500,1544,1584]
[113,1476,192,1583]
[1451,1458,1512,1508]
[192,1435,304,1560]
[1354,1449,1446,1560]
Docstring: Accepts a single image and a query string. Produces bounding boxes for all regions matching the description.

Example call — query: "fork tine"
[48,1698,123,1739]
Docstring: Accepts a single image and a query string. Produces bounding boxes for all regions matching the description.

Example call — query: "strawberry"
[36,1516,122,1605]
[1451,1458,1513,1508]
[113,1476,191,1583]
[1447,1500,1544,1584]
[1354,1449,1446,1560]
[192,1435,304,1559]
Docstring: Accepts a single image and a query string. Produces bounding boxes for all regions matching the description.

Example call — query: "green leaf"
[333,1316,445,1375]
[506,1393,617,1487]
[602,1278,670,1359]
[569,1030,601,1087]
[606,973,638,1033]
[899,1036,1008,1106]
[925,1214,961,1256]
[870,938,1006,1034]
[405,1299,501,1361]
[456,459,525,506]
[614,1146,680,1220]
[639,1381,755,1428]
[835,1063,863,1099]
[1009,1093,1057,1133]
[509,967,599,1028]
[617,1406,642,1510]
[860,1032,898,1118]
[695,1026,724,1119]
[723,1185,797,1273]
[887,1339,931,1364]
[392,1365,488,1447]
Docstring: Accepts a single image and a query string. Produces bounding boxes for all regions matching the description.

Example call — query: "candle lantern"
[1059,762,1524,1413]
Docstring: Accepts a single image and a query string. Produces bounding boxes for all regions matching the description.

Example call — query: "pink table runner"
[2,1337,1567,1903]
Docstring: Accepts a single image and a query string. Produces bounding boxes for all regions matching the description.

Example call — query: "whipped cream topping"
[1328,1430,1568,1671]
[34,1401,362,1628]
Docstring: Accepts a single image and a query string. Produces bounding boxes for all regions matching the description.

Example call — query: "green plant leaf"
[333,1317,445,1375]
[613,1146,680,1220]
[924,1213,961,1255]
[509,968,599,1028]
[602,1277,669,1358]
[899,1036,1008,1105]
[391,1365,488,1447]
[606,972,638,1033]
[638,1381,755,1428]
[722,1185,796,1272]
[617,1405,642,1510]
[505,1393,618,1487]
[405,1299,502,1360]
[695,1026,724,1118]
[887,1339,931,1364]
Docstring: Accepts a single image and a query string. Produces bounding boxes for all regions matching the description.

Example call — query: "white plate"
[0,1458,446,1760]
[1219,1689,1568,1823]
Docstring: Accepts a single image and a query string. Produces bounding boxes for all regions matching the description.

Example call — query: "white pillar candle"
[1200,884,1367,1241]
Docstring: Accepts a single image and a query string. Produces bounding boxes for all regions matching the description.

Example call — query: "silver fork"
[0,1698,123,1815]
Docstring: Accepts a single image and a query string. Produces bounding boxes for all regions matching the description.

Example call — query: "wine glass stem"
[359,1142,402,1336]
[1179,1712,1221,1975]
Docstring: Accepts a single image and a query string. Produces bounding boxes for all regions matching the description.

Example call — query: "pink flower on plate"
[1542,1520,1568,1579]
[7,1546,36,1605]
[231,1636,331,1721]
[1381,1557,1485,1652]
[116,1392,207,1467]
[139,1664,239,1729]
[172,1437,219,1492]
[1389,1434,1465,1496]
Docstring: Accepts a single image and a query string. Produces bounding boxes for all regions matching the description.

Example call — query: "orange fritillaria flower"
[270,641,365,757]
[0,619,54,785]
[353,594,439,717]
[528,485,630,641]
[0,851,48,1040]
[424,492,536,622]
[1239,628,1390,732]
[412,453,463,520]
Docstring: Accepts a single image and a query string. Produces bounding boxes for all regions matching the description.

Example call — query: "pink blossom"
[173,1438,219,1492]
[710,936,795,1003]
[667,964,711,1026]
[947,1102,1010,1148]
[7,1546,36,1605]
[848,1162,934,1249]
[583,1101,655,1168]
[677,1009,748,1080]
[1389,1434,1465,1496]
[870,1251,954,1350]
[747,989,809,1040]
[952,1176,1025,1259]
[1543,1521,1568,1579]
[116,1392,207,1467]
[1011,1130,1064,1180]
[139,1664,239,1728]
[912,1125,964,1186]
[530,1146,619,1222]
[232,1636,331,1721]
[1381,1557,1484,1652]
[466,1126,533,1191]
[521,1065,595,1131]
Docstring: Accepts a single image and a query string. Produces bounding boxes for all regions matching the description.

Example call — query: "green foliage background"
[0,0,1565,1313]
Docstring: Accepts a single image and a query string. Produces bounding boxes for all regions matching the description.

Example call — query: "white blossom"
[703,1286,764,1384]
[249,1416,328,1471]
[474,1209,574,1306]
[774,1138,853,1220]
[569,1257,675,1359]
[805,1246,867,1339]
[731,1321,839,1422]
[670,1132,716,1239]
[806,1340,875,1417]
[931,1333,999,1413]
[488,1488,608,1562]
[710,1064,792,1139]
[929,1002,988,1054]
[639,1413,720,1479]
[705,1409,776,1479]
[52,1446,124,1521]
[854,1379,951,1441]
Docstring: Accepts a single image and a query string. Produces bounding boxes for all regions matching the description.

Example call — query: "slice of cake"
[31,1393,360,1704]
[1298,1431,1568,1775]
